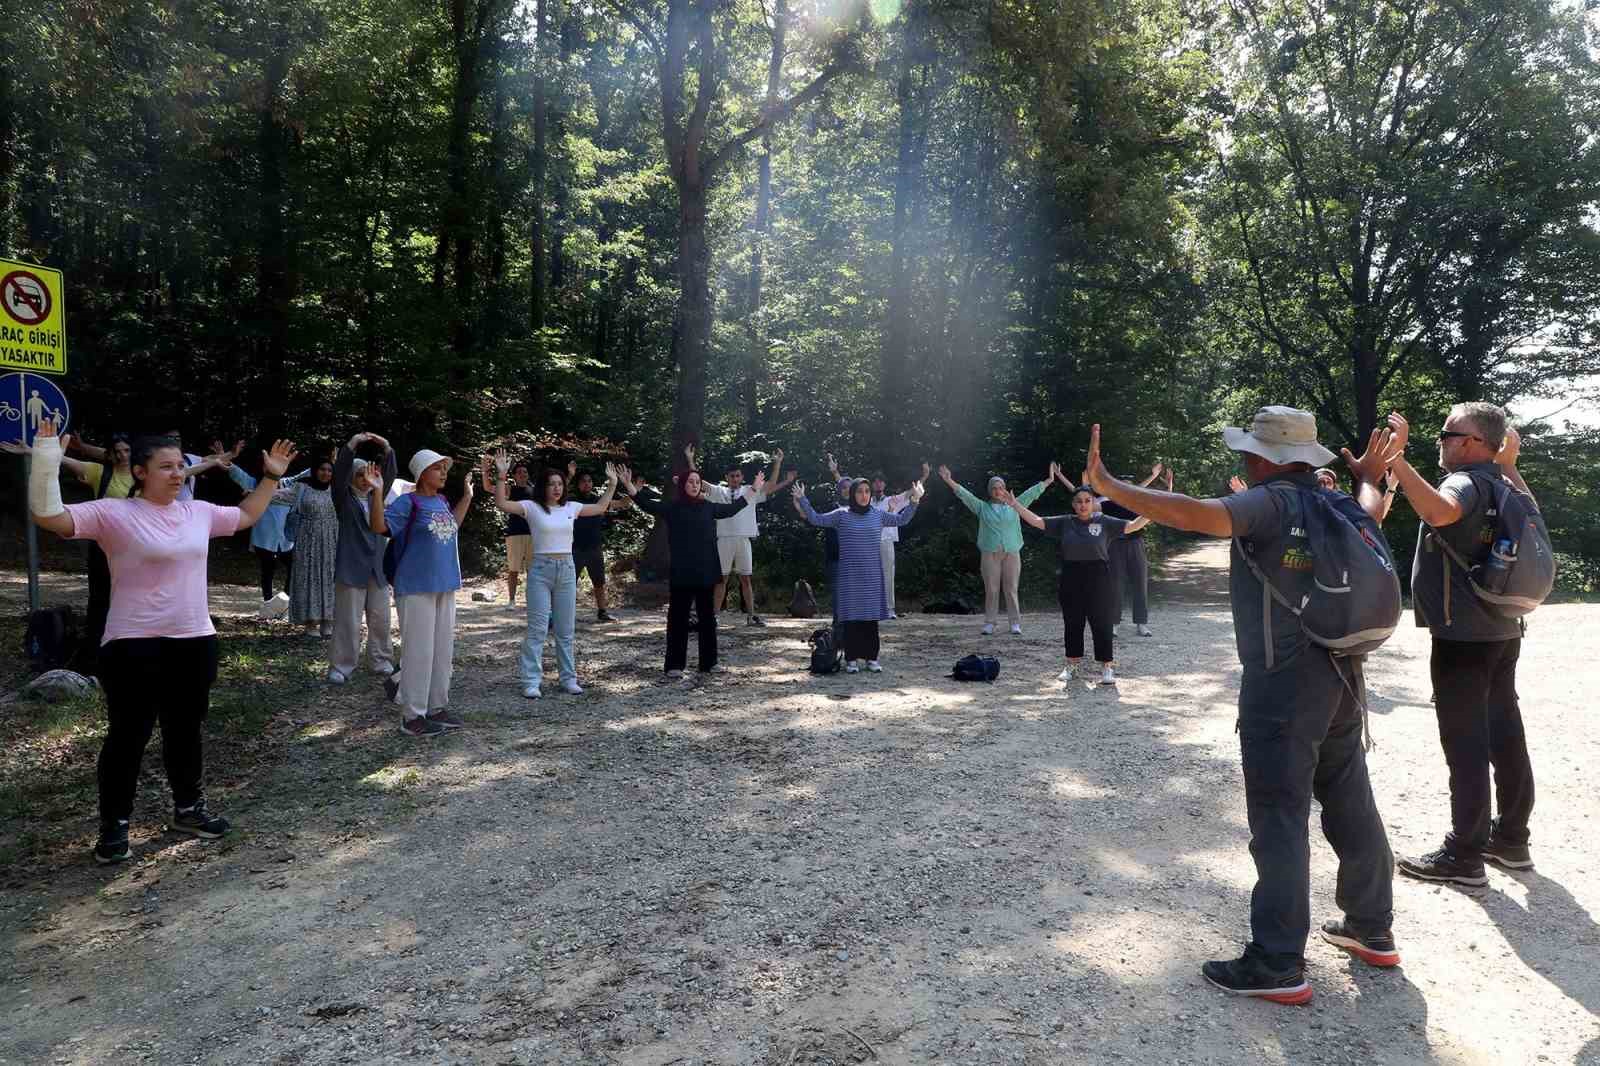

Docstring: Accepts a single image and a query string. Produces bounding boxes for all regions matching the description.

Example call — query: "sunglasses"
[1436,430,1479,443]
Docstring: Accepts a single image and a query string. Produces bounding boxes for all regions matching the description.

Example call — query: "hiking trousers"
[1238,649,1393,968]
[1110,536,1149,625]
[1430,636,1533,851]
[97,636,218,823]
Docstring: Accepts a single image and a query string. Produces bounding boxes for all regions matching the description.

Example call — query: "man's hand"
[753,471,766,494]
[1229,475,1248,495]
[1163,467,1174,491]
[493,449,511,477]
[1496,425,1522,469]
[1151,461,1164,479]
[1340,425,1396,486]
[1384,412,1411,458]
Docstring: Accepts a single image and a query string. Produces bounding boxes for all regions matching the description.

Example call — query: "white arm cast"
[30,435,66,516]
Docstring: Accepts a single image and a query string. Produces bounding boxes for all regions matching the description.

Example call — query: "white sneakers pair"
[980,623,1023,636]
[844,660,883,674]
[1057,662,1117,686]
[523,679,583,699]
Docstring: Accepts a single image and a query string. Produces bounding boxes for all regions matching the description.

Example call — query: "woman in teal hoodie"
[937,462,1059,634]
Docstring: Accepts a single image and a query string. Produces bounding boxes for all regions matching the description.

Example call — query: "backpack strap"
[391,495,421,571]
[1233,481,1308,670]
[1422,469,1500,627]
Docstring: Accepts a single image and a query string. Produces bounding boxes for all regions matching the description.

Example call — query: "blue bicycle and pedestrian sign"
[0,372,70,447]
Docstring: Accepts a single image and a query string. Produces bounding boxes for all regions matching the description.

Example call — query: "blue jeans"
[522,555,577,685]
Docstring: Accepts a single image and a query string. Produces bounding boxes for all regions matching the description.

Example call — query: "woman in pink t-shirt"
[26,419,298,865]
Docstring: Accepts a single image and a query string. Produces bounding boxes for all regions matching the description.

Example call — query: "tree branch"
[704,60,853,178]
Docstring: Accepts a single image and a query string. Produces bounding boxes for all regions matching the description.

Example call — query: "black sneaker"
[1397,847,1488,887]
[401,716,445,738]
[171,803,230,839]
[1481,836,1534,871]
[1201,946,1312,1005]
[596,611,617,623]
[383,674,401,703]
[1319,919,1400,967]
[425,708,466,730]
[94,820,131,865]
[748,615,766,627]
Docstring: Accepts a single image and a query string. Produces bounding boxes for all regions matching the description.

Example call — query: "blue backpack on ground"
[952,654,1000,682]
[1236,483,1401,669]
[1424,472,1555,619]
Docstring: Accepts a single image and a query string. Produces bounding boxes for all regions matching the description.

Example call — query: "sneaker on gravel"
[747,614,766,627]
[666,669,685,680]
[1112,623,1123,637]
[596,610,616,623]
[522,683,542,700]
[887,611,897,620]
[560,679,584,695]
[1319,919,1400,967]
[866,660,882,672]
[327,669,348,685]
[981,623,995,636]
[94,820,131,865]
[1010,624,1023,635]
[1481,836,1534,871]
[1137,624,1153,637]
[1100,665,1117,686]
[1397,847,1488,887]
[426,709,466,730]
[171,802,230,839]
[374,663,395,677]
[1057,667,1077,682]
[845,660,860,674]
[401,716,445,738]
[706,663,728,674]
[1201,947,1311,1006]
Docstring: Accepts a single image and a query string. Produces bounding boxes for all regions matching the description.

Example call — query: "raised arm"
[237,441,299,530]
[939,466,982,515]
[23,422,77,537]
[1124,516,1152,534]
[488,451,524,516]
[1340,423,1404,523]
[0,440,94,480]
[1495,426,1537,507]
[790,483,841,527]
[998,488,1046,531]
[1086,424,1233,537]
[1137,462,1164,488]
[768,447,785,486]
[577,463,623,517]
[1375,413,1465,527]
[452,462,474,525]
[880,500,918,527]
[1017,478,1051,507]
[620,470,665,517]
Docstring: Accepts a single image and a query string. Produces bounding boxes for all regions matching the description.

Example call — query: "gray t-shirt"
[1220,474,1321,671]
[1410,462,1522,641]
[1042,514,1130,563]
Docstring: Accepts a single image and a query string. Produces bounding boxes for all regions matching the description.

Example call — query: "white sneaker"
[373,663,396,677]
[1010,624,1022,636]
[522,683,542,699]
[866,660,882,673]
[1137,624,1153,637]
[1112,623,1122,637]
[1100,665,1117,686]
[981,623,995,636]
[561,679,583,695]
[326,669,347,685]
[708,663,728,674]
[845,660,860,674]
[259,591,290,619]
[1057,666,1077,682]
[887,611,898,620]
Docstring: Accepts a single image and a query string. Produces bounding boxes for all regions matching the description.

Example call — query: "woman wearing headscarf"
[937,463,1056,635]
[617,465,752,678]
[274,450,340,637]
[328,432,398,684]
[1004,483,1147,685]
[792,476,923,673]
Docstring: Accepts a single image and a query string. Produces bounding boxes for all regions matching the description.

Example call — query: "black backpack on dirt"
[951,654,1000,682]
[25,606,80,669]
[808,627,841,674]
[1236,483,1401,668]
[789,579,819,619]
[923,597,977,615]
[1424,472,1555,619]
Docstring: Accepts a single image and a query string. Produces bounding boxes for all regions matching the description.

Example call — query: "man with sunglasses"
[1383,403,1537,886]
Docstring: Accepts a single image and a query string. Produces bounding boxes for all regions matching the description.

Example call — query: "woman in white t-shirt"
[487,451,623,699]
[26,418,298,865]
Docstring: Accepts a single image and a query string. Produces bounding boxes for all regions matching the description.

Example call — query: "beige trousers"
[395,592,456,720]
[331,579,395,679]
[881,539,897,612]
[980,549,1022,625]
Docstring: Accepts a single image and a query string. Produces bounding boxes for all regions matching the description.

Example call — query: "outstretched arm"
[1086,424,1233,537]
[488,452,524,516]
[23,422,77,537]
[237,441,299,530]
[1137,462,1164,488]
[939,466,982,515]
[998,488,1046,531]
[1376,413,1465,527]
[577,463,623,517]
[790,483,841,527]
[451,464,474,525]
[1017,479,1051,507]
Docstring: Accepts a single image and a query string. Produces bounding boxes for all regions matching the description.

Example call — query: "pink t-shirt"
[67,498,242,644]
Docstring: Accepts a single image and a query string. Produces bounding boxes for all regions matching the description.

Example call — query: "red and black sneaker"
[1320,919,1400,967]
[1201,946,1312,1006]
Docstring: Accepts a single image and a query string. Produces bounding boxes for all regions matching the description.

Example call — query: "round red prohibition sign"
[2,270,52,326]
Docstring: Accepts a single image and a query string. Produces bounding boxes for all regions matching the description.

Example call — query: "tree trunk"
[529,0,547,334]
[670,177,712,460]
[257,28,293,420]
[881,7,925,469]
[742,0,787,435]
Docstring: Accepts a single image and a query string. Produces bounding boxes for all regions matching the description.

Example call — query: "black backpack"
[808,627,842,674]
[1425,472,1555,619]
[952,654,1000,682]
[26,606,80,669]
[789,579,819,618]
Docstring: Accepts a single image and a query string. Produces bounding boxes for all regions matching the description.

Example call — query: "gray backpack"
[1236,483,1402,668]
[1425,472,1554,618]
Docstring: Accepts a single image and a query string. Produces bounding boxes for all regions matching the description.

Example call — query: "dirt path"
[2,542,1597,1065]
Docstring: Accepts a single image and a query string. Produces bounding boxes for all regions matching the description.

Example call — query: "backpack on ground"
[951,654,1000,682]
[924,597,977,615]
[1425,472,1555,619]
[1236,483,1401,668]
[789,579,819,618]
[25,605,80,670]
[808,627,841,674]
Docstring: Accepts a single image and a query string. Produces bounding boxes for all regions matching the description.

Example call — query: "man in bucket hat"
[1082,407,1401,1005]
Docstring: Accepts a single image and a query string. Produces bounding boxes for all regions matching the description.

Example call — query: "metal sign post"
[24,454,39,612]
[2,373,70,614]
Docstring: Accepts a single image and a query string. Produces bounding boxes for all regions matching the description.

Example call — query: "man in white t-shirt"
[703,448,796,626]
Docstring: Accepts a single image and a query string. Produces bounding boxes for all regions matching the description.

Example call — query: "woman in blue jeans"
[488,451,623,699]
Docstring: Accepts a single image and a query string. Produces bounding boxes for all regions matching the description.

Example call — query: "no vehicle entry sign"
[0,257,66,375]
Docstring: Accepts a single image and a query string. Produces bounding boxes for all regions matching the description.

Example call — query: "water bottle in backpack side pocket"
[1482,538,1516,594]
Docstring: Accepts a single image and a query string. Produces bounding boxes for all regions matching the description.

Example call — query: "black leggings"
[666,585,717,672]
[82,543,112,666]
[842,621,880,662]
[1059,561,1115,663]
[255,547,293,600]
[96,636,220,824]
